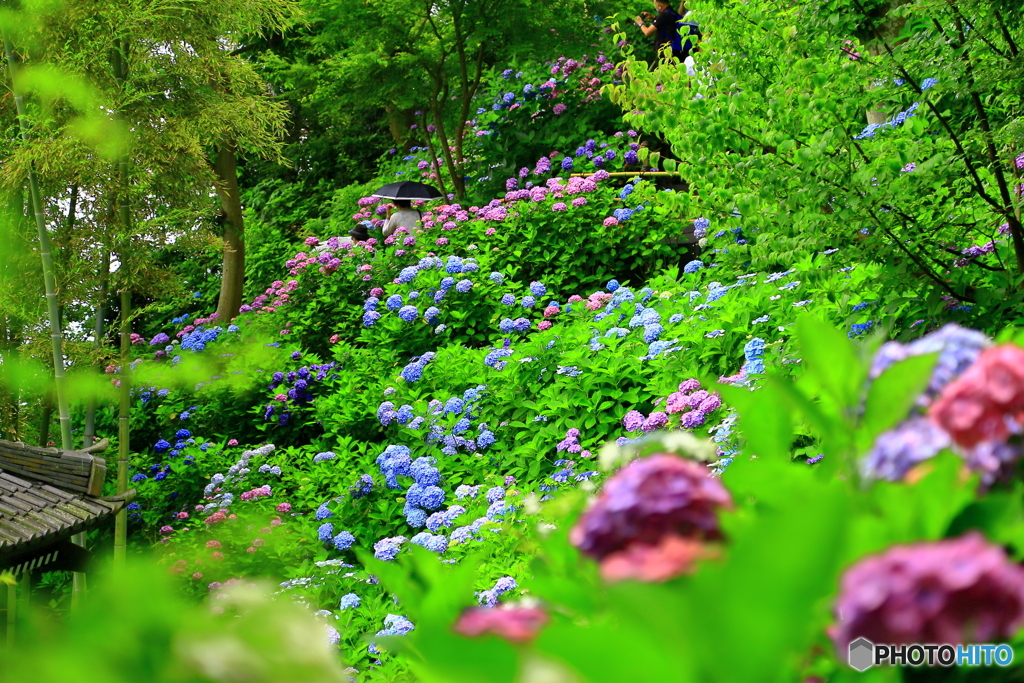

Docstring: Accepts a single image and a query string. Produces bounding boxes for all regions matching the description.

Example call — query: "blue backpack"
[672,17,701,57]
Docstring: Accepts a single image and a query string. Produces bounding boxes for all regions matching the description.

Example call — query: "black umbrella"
[371,181,444,201]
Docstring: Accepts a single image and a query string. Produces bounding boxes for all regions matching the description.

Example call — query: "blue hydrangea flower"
[410,457,441,485]
[455,279,473,293]
[512,318,531,333]
[396,404,415,424]
[318,522,334,541]
[316,504,333,520]
[444,257,463,274]
[404,506,427,528]
[333,531,355,550]
[386,294,403,310]
[340,593,361,610]
[529,281,546,297]
[407,483,445,510]
[477,430,496,449]
[154,439,171,452]
[501,293,515,306]
[373,536,405,561]
[498,318,515,334]
[410,532,448,553]
[400,362,424,383]
[486,500,508,521]
[314,451,336,462]
[683,260,704,274]
[489,272,504,284]
[398,305,418,322]
[398,267,418,284]
[643,323,663,343]
[521,295,536,309]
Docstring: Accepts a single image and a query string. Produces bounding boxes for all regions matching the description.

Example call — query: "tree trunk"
[213,142,245,323]
[2,31,73,451]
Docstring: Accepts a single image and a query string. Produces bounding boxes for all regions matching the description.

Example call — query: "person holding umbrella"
[372,180,443,239]
[382,199,422,239]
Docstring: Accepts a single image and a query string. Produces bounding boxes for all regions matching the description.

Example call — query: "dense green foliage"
[3,0,1024,681]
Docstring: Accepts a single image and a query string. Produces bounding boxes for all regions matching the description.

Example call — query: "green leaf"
[860,352,938,447]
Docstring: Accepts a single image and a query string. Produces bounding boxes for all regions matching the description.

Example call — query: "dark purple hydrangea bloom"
[831,532,1024,658]
[860,416,950,481]
[570,454,732,560]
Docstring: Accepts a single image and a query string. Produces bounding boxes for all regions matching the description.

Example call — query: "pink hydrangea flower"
[543,306,559,318]
[603,216,619,227]
[570,454,732,573]
[538,320,552,331]
[204,511,227,525]
[206,540,222,549]
[370,287,384,297]
[929,345,1024,448]
[454,606,548,643]
[830,532,1024,656]
[227,439,238,446]
[276,502,292,513]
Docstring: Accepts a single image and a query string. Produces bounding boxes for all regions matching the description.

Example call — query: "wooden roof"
[0,438,133,573]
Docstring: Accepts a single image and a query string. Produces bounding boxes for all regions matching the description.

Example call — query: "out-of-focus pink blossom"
[454,606,548,643]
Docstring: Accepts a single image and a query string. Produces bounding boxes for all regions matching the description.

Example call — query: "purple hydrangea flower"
[860,416,951,481]
[570,454,732,560]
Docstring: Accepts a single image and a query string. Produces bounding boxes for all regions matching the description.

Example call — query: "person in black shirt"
[634,0,683,62]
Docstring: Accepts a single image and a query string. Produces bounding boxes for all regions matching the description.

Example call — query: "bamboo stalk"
[114,288,130,566]
[113,42,131,568]
[83,249,110,448]
[2,32,74,451]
